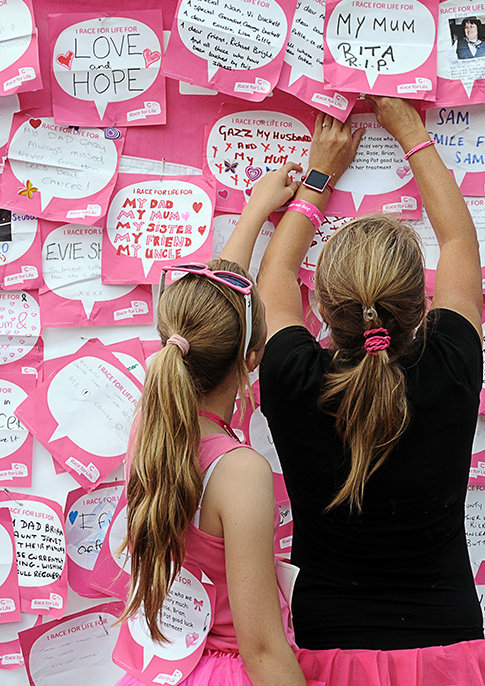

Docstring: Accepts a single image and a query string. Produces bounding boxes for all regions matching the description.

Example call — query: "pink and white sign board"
[107,337,147,385]
[102,174,215,284]
[0,367,36,488]
[0,492,67,618]
[277,0,358,120]
[49,9,166,127]
[0,211,42,291]
[435,1,485,106]
[64,481,123,598]
[0,611,41,670]
[163,0,297,101]
[298,214,353,289]
[326,112,422,218]
[205,105,313,213]
[15,338,143,491]
[19,601,125,686]
[39,221,153,327]
[426,105,485,195]
[89,490,130,599]
[0,289,42,372]
[0,508,21,624]
[113,562,216,686]
[323,0,439,99]
[0,0,42,95]
[0,95,20,162]
[0,115,125,224]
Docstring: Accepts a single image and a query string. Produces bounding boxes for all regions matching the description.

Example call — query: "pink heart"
[7,337,12,341]
[192,202,202,213]
[182,211,190,221]
[20,339,25,344]
[31,326,36,331]
[396,166,411,179]
[56,51,74,70]
[2,358,7,362]
[185,632,199,648]
[17,349,23,353]
[143,48,161,68]
[245,165,263,182]
[9,353,14,358]
[218,189,229,199]
[8,310,13,314]
[0,316,3,320]
[31,312,37,316]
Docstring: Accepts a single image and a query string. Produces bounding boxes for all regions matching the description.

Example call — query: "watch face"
[304,169,330,192]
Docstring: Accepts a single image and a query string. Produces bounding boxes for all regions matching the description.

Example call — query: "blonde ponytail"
[315,215,426,512]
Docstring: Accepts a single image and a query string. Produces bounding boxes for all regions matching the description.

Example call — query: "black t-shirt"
[260,309,484,650]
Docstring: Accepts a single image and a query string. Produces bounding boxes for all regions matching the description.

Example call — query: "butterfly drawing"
[224,160,238,173]
[18,180,38,199]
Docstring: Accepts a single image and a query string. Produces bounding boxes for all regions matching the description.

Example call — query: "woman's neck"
[198,378,238,436]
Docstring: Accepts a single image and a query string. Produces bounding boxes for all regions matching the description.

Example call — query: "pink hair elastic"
[364,328,391,355]
[166,334,190,356]
[403,139,435,160]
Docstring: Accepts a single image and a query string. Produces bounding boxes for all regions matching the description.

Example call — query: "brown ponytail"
[315,215,426,512]
[119,259,265,641]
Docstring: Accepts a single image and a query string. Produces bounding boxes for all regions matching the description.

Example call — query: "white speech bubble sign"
[177,0,287,83]
[9,118,119,211]
[128,568,211,671]
[0,521,13,587]
[212,213,274,280]
[66,487,119,571]
[326,0,435,88]
[426,106,485,186]
[335,114,411,206]
[0,211,37,267]
[0,379,27,459]
[42,225,134,318]
[47,355,140,457]
[106,180,212,278]
[53,17,162,120]
[108,504,131,572]
[47,356,140,456]
[285,0,325,87]
[206,111,312,193]
[0,94,19,149]
[28,610,123,686]
[249,406,282,474]
[113,352,146,384]
[0,500,65,587]
[0,0,33,72]
[0,290,40,365]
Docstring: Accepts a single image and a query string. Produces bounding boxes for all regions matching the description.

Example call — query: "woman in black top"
[257,97,485,684]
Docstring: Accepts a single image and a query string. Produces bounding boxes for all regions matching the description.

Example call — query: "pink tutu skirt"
[115,640,485,686]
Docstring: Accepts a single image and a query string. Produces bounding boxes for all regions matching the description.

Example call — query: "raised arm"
[220,162,301,270]
[257,113,364,340]
[367,96,482,337]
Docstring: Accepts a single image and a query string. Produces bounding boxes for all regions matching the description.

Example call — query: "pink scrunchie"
[166,334,190,356]
[363,328,391,355]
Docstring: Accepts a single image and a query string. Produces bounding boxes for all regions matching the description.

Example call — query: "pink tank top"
[185,434,296,653]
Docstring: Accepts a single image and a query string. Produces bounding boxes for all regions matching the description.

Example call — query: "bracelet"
[287,200,325,230]
[403,139,435,160]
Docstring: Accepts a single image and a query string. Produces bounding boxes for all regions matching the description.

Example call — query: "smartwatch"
[302,168,334,193]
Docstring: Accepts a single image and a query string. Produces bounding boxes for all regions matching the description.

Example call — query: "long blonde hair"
[119,259,265,641]
[315,215,426,512]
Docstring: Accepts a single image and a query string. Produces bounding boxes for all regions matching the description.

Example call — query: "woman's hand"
[306,112,364,183]
[246,161,302,219]
[365,95,429,152]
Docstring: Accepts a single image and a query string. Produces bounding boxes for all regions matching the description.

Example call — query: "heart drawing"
[245,165,263,182]
[143,48,161,68]
[192,202,202,213]
[29,119,41,129]
[68,511,79,525]
[56,51,74,70]
[396,166,411,179]
[185,632,199,648]
[218,189,229,199]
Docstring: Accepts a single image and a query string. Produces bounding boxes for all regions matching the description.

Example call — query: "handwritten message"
[426,105,485,194]
[1,116,121,222]
[0,509,21,624]
[51,11,165,125]
[466,485,485,581]
[0,376,33,488]
[0,289,40,366]
[299,215,351,288]
[103,176,214,283]
[324,0,437,95]
[90,496,130,599]
[206,109,311,211]
[213,212,275,279]
[0,0,41,95]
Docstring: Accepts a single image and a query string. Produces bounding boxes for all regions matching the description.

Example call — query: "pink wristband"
[403,139,435,160]
[287,200,325,230]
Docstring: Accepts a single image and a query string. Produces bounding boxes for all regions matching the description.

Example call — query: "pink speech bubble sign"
[103,174,215,284]
[0,492,67,618]
[163,0,295,100]
[0,289,41,367]
[0,212,42,291]
[0,369,35,488]
[0,509,21,624]
[50,10,166,126]
[324,0,438,98]
[277,0,357,121]
[0,0,42,96]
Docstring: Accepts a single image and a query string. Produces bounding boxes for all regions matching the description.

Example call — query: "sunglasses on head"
[159,263,253,357]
